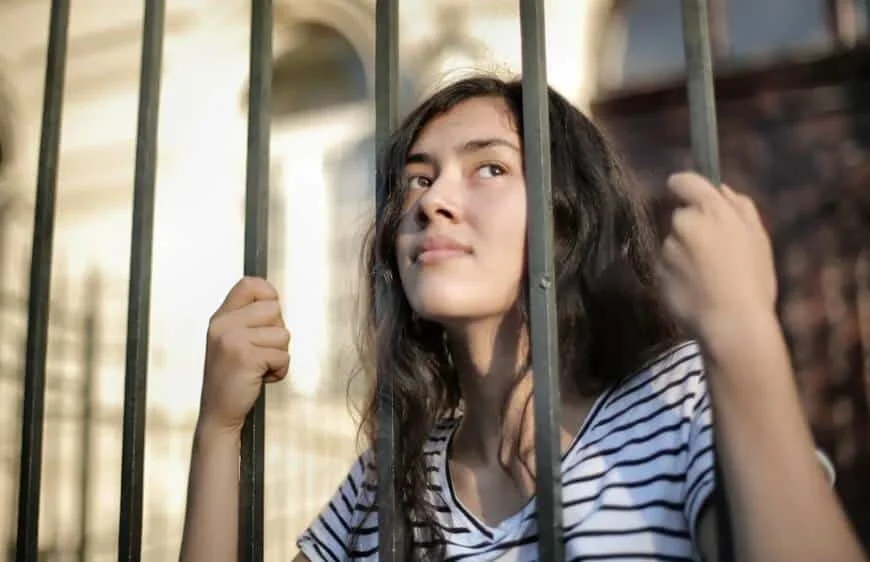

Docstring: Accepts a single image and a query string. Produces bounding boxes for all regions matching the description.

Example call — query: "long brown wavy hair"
[350,75,680,560]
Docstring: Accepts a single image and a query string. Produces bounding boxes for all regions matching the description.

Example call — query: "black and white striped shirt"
[298,341,716,561]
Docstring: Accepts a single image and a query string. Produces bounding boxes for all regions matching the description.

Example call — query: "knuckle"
[217,330,245,355]
[238,276,259,292]
[207,315,227,341]
[265,300,283,319]
[241,276,277,297]
[742,196,759,214]
[670,208,691,231]
[239,345,261,369]
[265,279,279,296]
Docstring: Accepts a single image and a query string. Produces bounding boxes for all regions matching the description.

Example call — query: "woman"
[179,76,867,561]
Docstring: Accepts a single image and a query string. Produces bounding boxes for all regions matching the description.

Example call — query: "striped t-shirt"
[298,341,716,561]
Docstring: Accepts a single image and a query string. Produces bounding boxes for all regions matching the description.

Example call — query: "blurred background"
[0,0,867,560]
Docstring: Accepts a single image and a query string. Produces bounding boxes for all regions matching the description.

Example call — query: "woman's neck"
[445,312,592,473]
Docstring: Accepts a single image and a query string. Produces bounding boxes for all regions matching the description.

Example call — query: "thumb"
[666,172,720,210]
[263,365,288,384]
[257,348,290,381]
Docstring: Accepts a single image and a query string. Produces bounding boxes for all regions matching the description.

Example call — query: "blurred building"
[0,0,867,560]
[592,0,870,546]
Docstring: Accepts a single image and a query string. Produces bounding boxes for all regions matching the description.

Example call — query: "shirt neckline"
[437,384,618,541]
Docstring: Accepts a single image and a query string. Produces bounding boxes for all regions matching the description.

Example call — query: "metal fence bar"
[680,1,732,561]
[518,1,563,560]
[374,1,400,559]
[117,1,166,560]
[239,1,272,561]
[47,267,70,554]
[681,0,721,186]
[14,1,70,560]
[78,273,99,562]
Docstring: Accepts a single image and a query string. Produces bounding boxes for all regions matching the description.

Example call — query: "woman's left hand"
[656,172,778,342]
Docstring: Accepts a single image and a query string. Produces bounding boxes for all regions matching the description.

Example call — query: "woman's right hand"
[198,276,291,435]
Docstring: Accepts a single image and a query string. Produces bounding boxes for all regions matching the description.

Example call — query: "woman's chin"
[407,283,514,325]
[411,298,502,325]
[414,303,474,324]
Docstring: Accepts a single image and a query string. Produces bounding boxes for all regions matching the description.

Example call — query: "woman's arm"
[658,173,866,562]
[179,277,291,562]
[179,424,241,562]
[695,315,865,561]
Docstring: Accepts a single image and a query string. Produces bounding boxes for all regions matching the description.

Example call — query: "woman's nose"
[415,172,462,226]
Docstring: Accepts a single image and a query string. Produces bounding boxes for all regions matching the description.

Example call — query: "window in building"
[855,0,869,35]
[727,0,832,60]
[270,22,368,117]
[599,0,851,93]
[600,0,687,91]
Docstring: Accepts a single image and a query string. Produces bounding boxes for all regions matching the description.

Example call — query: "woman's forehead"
[410,97,519,154]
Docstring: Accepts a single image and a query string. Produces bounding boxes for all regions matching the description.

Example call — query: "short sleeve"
[679,350,837,552]
[681,356,716,549]
[296,451,377,561]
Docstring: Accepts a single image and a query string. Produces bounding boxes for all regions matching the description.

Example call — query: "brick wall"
[593,43,870,547]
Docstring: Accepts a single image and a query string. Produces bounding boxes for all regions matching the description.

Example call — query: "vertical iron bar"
[14,1,70,560]
[374,1,400,559]
[239,1,272,561]
[48,267,69,555]
[0,202,6,554]
[680,2,732,561]
[0,226,9,561]
[518,1,562,560]
[681,0,721,186]
[117,1,165,560]
[78,272,98,562]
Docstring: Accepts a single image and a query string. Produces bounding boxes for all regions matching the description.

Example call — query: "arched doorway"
[262,20,372,399]
[270,22,368,118]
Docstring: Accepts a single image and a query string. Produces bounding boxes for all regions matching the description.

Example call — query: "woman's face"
[395,96,527,325]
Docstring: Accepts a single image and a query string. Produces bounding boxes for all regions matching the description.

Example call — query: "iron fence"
[0,269,359,562]
[8,0,735,560]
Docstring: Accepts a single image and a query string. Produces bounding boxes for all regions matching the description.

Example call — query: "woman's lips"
[416,248,470,264]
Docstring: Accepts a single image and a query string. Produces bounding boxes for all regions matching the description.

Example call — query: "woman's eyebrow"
[405,152,433,166]
[406,137,520,165]
[457,138,520,154]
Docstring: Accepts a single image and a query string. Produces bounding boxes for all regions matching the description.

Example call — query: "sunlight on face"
[395,96,527,325]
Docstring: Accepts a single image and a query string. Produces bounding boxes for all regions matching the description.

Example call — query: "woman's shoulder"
[353,416,460,476]
[637,339,706,387]
[644,339,704,371]
[602,340,707,413]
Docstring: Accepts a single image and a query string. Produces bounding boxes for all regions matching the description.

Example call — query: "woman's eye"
[477,164,506,179]
[407,175,432,189]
